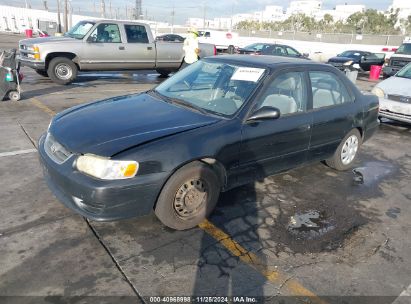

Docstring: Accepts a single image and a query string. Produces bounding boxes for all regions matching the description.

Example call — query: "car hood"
[50,93,220,157]
[328,56,358,63]
[377,76,411,96]
[20,36,77,46]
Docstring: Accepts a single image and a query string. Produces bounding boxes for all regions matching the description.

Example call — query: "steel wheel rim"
[341,135,359,165]
[174,179,208,218]
[55,63,72,80]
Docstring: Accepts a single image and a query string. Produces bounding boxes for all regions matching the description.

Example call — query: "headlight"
[371,87,385,98]
[76,154,139,180]
[343,60,353,66]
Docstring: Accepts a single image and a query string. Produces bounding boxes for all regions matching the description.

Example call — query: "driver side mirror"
[247,106,280,122]
[302,53,309,58]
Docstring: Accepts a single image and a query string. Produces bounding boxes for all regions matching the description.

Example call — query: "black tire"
[47,57,77,85]
[154,161,221,230]
[35,69,48,77]
[326,129,362,171]
[8,91,20,101]
[227,45,235,54]
[156,69,171,77]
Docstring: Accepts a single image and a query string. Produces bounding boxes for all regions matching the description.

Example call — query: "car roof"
[205,55,322,69]
[82,19,149,25]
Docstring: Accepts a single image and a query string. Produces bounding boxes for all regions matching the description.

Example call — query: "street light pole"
[56,0,62,33]
[64,0,68,32]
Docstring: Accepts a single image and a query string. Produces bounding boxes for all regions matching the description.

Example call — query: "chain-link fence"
[156,27,408,46]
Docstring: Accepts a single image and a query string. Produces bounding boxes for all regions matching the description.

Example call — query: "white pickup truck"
[19,20,216,84]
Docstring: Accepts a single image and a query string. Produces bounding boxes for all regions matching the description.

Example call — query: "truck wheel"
[154,161,221,230]
[8,91,21,102]
[325,129,362,171]
[156,69,171,77]
[47,57,77,85]
[227,45,235,54]
[35,69,48,77]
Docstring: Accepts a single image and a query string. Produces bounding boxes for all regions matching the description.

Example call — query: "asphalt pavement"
[0,34,410,304]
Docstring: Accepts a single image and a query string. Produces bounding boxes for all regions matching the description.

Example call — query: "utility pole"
[202,2,207,29]
[109,0,112,18]
[171,5,175,33]
[64,0,68,32]
[101,0,106,18]
[125,5,128,19]
[43,1,48,11]
[56,0,62,33]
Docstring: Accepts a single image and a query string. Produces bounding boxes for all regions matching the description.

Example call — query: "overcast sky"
[0,0,394,23]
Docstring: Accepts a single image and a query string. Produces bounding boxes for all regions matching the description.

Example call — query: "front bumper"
[38,134,168,221]
[379,98,411,124]
[19,58,46,70]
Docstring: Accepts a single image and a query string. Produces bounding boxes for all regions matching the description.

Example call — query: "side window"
[89,23,121,43]
[125,25,149,43]
[286,47,299,57]
[309,71,353,109]
[272,46,286,56]
[257,72,307,115]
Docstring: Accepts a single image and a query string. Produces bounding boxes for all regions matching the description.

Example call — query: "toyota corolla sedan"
[39,55,379,230]
[372,63,411,124]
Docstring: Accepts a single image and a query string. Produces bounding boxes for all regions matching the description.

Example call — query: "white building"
[262,6,286,22]
[287,1,322,16]
[314,4,365,22]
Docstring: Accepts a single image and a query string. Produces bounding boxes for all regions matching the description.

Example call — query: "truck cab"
[383,42,411,78]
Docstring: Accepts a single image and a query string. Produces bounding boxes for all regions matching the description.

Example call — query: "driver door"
[81,23,129,70]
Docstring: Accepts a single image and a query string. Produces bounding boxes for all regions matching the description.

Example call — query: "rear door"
[237,69,313,183]
[360,52,385,70]
[308,69,358,161]
[121,24,156,69]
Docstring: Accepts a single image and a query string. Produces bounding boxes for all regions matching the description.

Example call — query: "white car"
[372,63,411,123]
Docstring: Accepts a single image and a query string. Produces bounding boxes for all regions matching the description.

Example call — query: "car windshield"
[154,60,266,116]
[243,43,266,51]
[338,51,362,58]
[396,43,411,55]
[65,21,95,39]
[396,63,411,79]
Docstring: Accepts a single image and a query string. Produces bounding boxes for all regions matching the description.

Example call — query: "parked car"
[155,34,185,42]
[372,63,411,123]
[237,43,308,59]
[383,42,411,78]
[327,50,385,72]
[39,55,379,230]
[19,20,216,84]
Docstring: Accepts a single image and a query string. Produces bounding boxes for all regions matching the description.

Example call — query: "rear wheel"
[326,129,362,171]
[154,161,221,230]
[35,69,48,77]
[47,57,77,85]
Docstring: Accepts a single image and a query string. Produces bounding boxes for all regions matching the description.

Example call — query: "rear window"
[396,44,411,55]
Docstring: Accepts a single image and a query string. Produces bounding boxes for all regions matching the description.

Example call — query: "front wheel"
[154,161,221,230]
[47,57,78,85]
[326,129,362,171]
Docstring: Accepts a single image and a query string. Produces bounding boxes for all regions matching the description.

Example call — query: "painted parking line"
[30,97,56,116]
[0,148,37,158]
[199,220,328,303]
[392,283,411,304]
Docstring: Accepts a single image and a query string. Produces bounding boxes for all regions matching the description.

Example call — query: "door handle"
[119,46,125,50]
[147,46,153,50]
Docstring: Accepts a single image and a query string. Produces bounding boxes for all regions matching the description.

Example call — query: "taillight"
[213,45,217,55]
[382,47,389,52]
[392,48,397,52]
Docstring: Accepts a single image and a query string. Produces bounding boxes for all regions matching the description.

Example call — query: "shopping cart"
[0,49,23,101]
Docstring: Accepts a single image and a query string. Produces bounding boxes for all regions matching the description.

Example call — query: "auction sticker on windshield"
[231,67,265,82]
